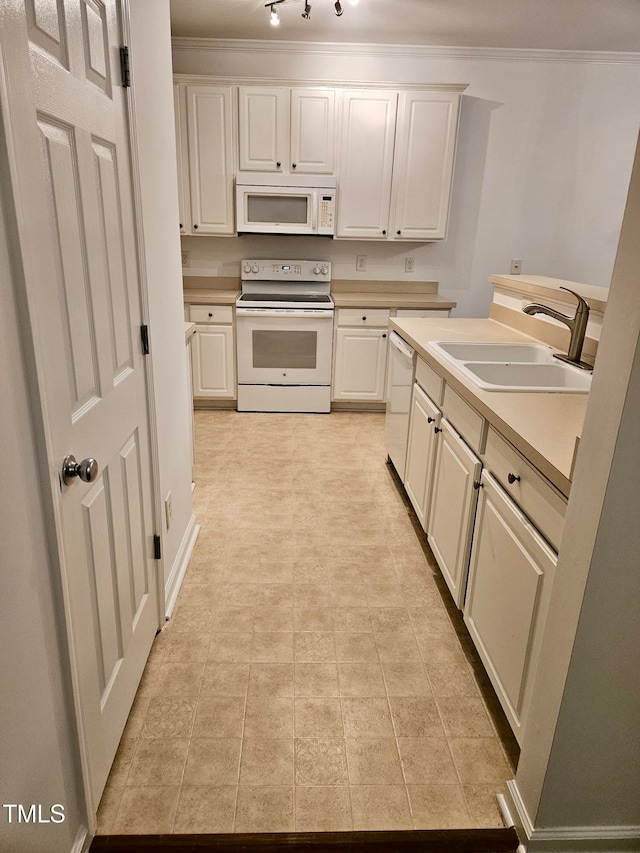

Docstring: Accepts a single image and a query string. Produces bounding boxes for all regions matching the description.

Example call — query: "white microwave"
[236,173,336,236]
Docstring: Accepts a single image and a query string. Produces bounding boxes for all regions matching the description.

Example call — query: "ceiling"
[169,0,640,52]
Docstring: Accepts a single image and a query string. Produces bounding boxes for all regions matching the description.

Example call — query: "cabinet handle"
[473,480,484,490]
[382,333,387,338]
[292,163,297,169]
[362,316,367,321]
[427,416,435,424]
[434,426,442,434]
[397,230,401,235]
[276,161,281,168]
[508,472,521,484]
[208,312,213,318]
[193,224,198,229]
[382,230,387,235]
[179,223,183,229]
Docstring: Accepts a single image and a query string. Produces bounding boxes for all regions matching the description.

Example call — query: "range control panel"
[241,259,331,282]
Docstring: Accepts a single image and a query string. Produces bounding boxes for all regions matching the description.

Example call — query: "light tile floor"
[97,411,518,834]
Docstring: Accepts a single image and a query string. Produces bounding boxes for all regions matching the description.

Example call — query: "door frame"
[0,0,163,831]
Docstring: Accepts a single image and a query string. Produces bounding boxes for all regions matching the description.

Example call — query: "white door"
[427,418,482,607]
[336,90,397,239]
[1,0,160,813]
[404,383,442,530]
[186,84,235,234]
[192,326,236,398]
[290,88,336,174]
[238,85,287,172]
[333,328,389,401]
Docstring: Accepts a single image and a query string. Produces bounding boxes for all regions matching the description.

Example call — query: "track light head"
[334,1,343,15]
[302,1,311,19]
[269,4,280,25]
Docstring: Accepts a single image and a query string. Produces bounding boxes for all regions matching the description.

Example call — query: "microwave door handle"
[311,191,318,231]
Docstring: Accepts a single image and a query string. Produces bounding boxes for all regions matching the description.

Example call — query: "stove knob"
[313,266,321,275]
[242,263,251,274]
[320,265,329,275]
[252,265,259,274]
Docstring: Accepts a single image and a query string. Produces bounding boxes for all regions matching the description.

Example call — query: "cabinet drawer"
[189,304,233,324]
[442,385,487,454]
[395,309,451,318]
[337,308,390,327]
[484,427,567,551]
[415,356,444,405]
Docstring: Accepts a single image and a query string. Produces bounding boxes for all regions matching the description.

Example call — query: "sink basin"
[430,341,555,363]
[462,362,592,393]
[426,340,591,393]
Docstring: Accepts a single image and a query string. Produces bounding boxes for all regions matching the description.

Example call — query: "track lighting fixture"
[266,0,356,27]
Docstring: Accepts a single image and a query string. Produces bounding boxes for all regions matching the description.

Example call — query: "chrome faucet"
[522,286,592,370]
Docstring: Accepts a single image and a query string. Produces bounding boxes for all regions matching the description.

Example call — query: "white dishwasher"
[384,331,416,481]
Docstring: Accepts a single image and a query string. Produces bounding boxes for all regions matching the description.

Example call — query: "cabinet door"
[333,327,388,401]
[191,326,235,398]
[390,92,460,241]
[336,90,397,239]
[238,86,287,172]
[405,383,441,531]
[173,83,189,235]
[464,471,557,745]
[186,85,235,235]
[427,418,482,607]
[290,88,336,174]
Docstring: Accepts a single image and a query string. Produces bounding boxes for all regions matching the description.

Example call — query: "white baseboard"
[505,781,640,853]
[164,513,199,617]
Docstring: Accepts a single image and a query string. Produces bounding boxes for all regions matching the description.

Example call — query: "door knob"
[62,455,99,486]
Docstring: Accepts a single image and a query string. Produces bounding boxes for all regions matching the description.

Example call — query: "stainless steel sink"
[426,340,592,393]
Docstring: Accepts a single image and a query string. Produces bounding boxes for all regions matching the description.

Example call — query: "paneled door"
[0,0,160,813]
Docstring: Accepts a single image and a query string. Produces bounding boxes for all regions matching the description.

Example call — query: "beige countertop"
[390,317,589,497]
[333,292,456,310]
[184,289,239,305]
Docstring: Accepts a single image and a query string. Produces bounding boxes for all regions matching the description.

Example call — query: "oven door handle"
[236,308,334,319]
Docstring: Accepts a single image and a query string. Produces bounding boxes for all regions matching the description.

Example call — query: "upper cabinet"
[173,83,189,235]
[336,89,461,241]
[238,86,337,175]
[185,84,236,235]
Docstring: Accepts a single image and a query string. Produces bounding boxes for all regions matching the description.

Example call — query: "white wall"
[173,40,640,317]
[0,146,86,851]
[130,1,196,611]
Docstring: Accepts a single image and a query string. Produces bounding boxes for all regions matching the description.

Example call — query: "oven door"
[236,309,334,385]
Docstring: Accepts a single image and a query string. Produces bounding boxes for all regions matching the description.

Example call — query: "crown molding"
[171,37,640,65]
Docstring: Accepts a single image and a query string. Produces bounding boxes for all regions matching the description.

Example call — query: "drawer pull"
[434,426,442,434]
[508,472,521,484]
[362,316,367,321]
[473,480,483,490]
[427,416,435,424]
[382,333,387,339]
[208,312,213,318]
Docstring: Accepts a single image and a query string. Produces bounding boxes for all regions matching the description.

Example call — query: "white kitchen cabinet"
[186,84,235,235]
[188,305,235,400]
[390,92,460,240]
[427,418,482,607]
[173,83,189,235]
[332,309,390,402]
[336,90,397,239]
[336,89,461,241]
[464,470,558,745]
[238,86,336,174]
[404,382,441,531]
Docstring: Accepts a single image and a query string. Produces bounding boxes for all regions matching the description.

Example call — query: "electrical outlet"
[181,250,189,267]
[165,492,172,529]
[404,256,415,273]
[356,254,367,272]
[510,258,522,275]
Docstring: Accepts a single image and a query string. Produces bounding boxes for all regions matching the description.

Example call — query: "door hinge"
[141,325,150,354]
[153,534,161,560]
[119,46,130,88]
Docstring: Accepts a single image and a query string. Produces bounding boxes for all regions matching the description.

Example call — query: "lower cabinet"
[404,382,441,530]
[464,470,558,745]
[332,322,389,402]
[188,305,236,400]
[427,418,482,608]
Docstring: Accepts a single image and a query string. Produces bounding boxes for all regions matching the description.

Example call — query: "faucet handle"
[560,287,590,313]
